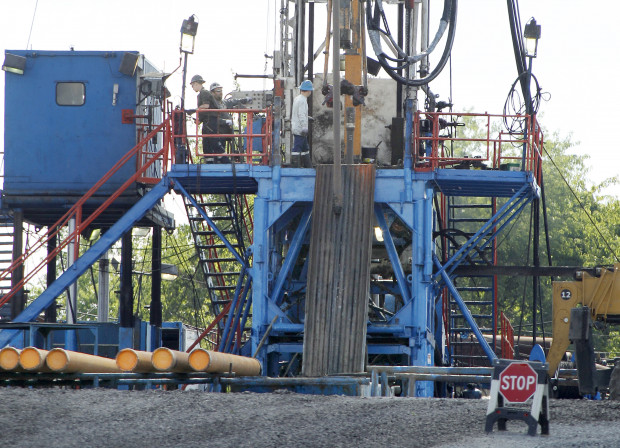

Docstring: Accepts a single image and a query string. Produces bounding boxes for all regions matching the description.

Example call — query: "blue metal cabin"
[2,50,170,227]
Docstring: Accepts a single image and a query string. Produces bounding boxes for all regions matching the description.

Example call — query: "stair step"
[448,218,491,223]
[450,327,494,333]
[195,230,236,236]
[211,300,232,306]
[455,286,493,292]
[451,314,493,319]
[210,285,236,291]
[204,272,240,277]
[449,204,493,209]
[198,244,242,250]
[196,201,230,206]
[202,257,239,263]
[189,216,234,222]
[457,301,494,306]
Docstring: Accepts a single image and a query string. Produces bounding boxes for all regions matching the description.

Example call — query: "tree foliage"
[450,115,620,355]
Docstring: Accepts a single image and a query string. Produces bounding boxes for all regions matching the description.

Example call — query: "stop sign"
[499,362,538,402]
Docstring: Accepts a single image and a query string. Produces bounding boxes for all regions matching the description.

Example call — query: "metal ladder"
[0,213,14,320]
[444,197,497,366]
[183,193,253,342]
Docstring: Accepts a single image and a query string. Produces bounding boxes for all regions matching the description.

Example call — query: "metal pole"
[120,231,133,329]
[396,2,404,117]
[97,250,109,322]
[532,197,540,345]
[45,230,57,322]
[10,211,24,319]
[332,0,343,214]
[180,51,189,110]
[521,56,533,170]
[308,1,315,151]
[67,217,77,325]
[151,226,162,328]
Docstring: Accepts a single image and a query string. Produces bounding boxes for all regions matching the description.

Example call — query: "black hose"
[506,0,528,102]
[366,0,458,87]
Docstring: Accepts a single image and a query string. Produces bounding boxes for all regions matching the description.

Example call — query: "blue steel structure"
[1,50,543,397]
[2,50,170,225]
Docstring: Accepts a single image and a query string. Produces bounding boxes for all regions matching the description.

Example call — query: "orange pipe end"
[19,347,50,371]
[115,349,154,372]
[0,347,21,371]
[152,347,192,372]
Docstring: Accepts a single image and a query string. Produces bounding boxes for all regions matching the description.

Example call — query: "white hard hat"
[210,82,223,91]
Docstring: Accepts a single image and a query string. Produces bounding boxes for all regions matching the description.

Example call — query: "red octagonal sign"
[499,362,538,402]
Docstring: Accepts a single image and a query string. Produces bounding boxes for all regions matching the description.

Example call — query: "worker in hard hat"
[190,75,229,163]
[291,80,314,168]
[209,82,235,150]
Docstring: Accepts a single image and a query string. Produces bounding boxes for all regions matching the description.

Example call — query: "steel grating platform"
[431,169,539,198]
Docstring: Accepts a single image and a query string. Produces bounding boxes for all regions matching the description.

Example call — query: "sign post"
[485,359,549,436]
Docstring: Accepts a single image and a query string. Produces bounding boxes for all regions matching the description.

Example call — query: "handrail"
[412,111,544,184]
[500,311,515,359]
[0,118,173,311]
[172,107,273,165]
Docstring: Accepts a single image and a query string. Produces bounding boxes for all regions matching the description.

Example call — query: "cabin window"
[56,82,85,106]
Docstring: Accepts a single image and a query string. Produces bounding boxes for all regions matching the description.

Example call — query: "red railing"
[0,117,174,311]
[500,311,515,359]
[172,107,273,165]
[412,111,544,184]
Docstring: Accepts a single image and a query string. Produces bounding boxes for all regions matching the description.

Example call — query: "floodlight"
[180,15,199,54]
[524,18,541,58]
[2,53,26,75]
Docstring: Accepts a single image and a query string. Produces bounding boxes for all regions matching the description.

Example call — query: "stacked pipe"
[0,346,261,376]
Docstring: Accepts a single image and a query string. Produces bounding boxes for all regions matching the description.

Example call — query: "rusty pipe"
[46,348,122,373]
[152,347,193,372]
[19,347,51,371]
[0,347,22,371]
[115,349,155,373]
[189,349,261,376]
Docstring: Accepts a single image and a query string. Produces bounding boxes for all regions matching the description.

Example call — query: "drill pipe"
[19,347,51,371]
[152,347,192,372]
[115,349,155,373]
[188,349,261,376]
[46,348,122,373]
[0,347,22,371]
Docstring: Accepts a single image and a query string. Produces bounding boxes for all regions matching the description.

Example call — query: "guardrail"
[412,111,543,183]
[172,107,273,165]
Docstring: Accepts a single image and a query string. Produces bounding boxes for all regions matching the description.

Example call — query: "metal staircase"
[443,197,498,366]
[182,191,253,347]
[0,213,14,320]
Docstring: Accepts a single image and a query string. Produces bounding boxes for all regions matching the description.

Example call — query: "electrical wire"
[503,71,543,134]
[542,146,620,263]
[165,231,208,330]
[26,0,39,49]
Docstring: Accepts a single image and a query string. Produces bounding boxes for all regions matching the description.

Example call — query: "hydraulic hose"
[366,0,458,87]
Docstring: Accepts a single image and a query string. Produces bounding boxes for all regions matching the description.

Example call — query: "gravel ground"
[1,388,619,448]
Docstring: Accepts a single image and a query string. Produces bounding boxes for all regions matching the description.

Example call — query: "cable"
[26,0,39,49]
[166,231,209,330]
[542,146,620,263]
[366,0,458,86]
[503,71,543,134]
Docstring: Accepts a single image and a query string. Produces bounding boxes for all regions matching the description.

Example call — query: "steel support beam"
[0,178,171,348]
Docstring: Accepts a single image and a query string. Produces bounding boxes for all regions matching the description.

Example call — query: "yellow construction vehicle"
[548,265,620,394]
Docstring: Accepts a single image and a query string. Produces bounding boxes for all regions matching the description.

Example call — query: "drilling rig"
[0,1,550,396]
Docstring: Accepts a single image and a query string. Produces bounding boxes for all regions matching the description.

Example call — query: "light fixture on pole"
[524,18,541,58]
[180,15,199,54]
[2,53,26,75]
[520,17,541,170]
[161,263,179,281]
